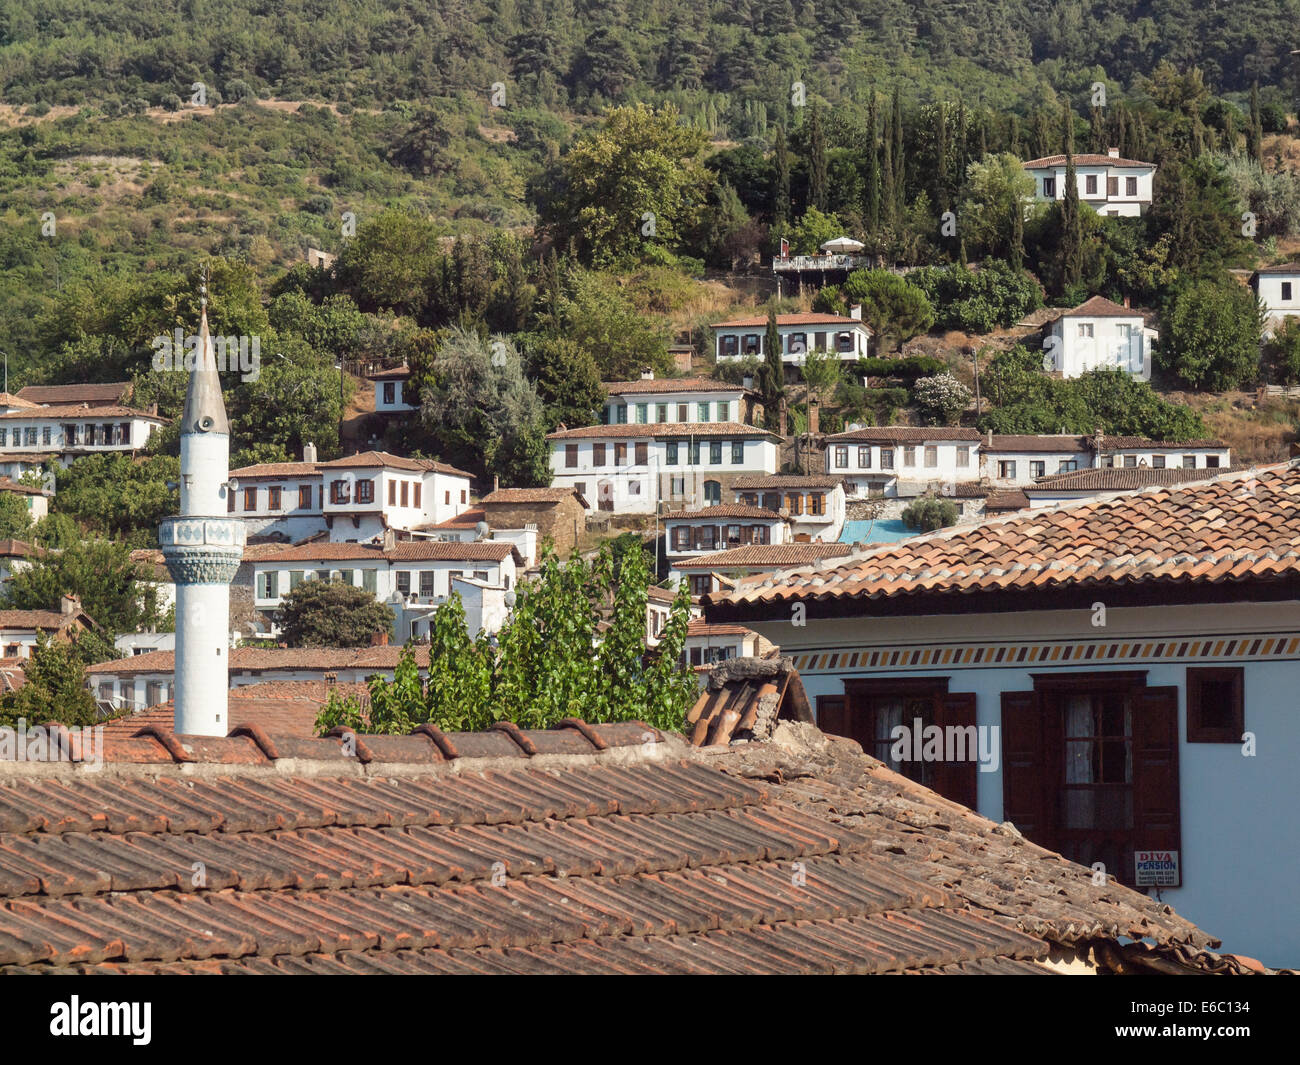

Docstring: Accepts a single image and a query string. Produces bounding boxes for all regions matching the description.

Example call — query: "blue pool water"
[839,519,916,544]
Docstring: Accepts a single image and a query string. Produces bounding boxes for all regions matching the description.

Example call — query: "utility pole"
[970,346,981,415]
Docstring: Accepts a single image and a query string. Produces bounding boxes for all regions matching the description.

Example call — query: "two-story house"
[548,423,780,515]
[0,395,166,464]
[1042,296,1157,380]
[601,374,759,427]
[230,448,474,543]
[731,473,846,543]
[1250,263,1300,336]
[712,312,871,380]
[368,364,417,412]
[826,427,982,498]
[1023,148,1156,217]
[664,504,788,563]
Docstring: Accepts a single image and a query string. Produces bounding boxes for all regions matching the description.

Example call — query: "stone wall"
[481,498,586,557]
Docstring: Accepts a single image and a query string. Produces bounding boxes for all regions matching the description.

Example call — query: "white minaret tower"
[159,276,245,736]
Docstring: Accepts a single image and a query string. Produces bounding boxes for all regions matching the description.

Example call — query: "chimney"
[370,630,389,646]
[808,397,819,436]
[1122,295,1131,309]
[742,373,754,390]
[1094,426,1104,449]
[986,429,992,447]
[640,368,654,380]
[849,304,863,320]
[60,593,80,616]
[382,527,396,552]
[1108,147,1120,158]
[303,442,317,463]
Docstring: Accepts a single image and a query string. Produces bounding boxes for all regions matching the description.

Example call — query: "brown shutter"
[635,441,648,465]
[1131,686,1182,881]
[934,692,978,811]
[1107,175,1119,197]
[1000,690,1055,851]
[816,694,849,738]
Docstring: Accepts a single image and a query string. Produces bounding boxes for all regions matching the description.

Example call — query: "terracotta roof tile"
[603,376,748,395]
[1023,153,1154,168]
[673,543,855,570]
[667,504,782,521]
[481,488,581,505]
[0,404,163,421]
[709,462,1300,613]
[15,381,132,405]
[547,421,775,440]
[828,426,982,443]
[1030,466,1245,492]
[732,474,842,490]
[0,721,1248,975]
[711,312,868,328]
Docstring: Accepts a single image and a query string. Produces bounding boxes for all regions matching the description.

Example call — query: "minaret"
[158,277,245,735]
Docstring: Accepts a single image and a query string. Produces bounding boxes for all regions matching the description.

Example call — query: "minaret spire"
[158,266,245,736]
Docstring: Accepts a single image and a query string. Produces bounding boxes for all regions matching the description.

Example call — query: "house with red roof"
[711,311,871,376]
[704,461,1300,967]
[1023,147,1156,217]
[1042,295,1158,380]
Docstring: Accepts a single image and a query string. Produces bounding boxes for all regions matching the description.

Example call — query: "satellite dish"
[846,422,864,432]
[475,521,490,538]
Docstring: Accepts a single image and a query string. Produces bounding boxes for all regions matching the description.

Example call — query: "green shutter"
[363,568,377,594]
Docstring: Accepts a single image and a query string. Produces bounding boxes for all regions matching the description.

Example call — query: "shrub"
[902,496,959,532]
[912,372,972,425]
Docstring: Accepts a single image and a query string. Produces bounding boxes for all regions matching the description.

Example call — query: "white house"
[731,473,846,543]
[704,462,1300,967]
[229,448,474,543]
[664,504,788,562]
[368,365,416,412]
[1250,263,1300,336]
[1091,435,1230,471]
[981,435,1089,485]
[669,542,857,598]
[601,374,757,427]
[547,423,780,515]
[1042,296,1157,381]
[248,538,523,638]
[0,397,166,462]
[0,477,48,521]
[682,620,768,669]
[826,427,982,498]
[712,312,871,377]
[1023,148,1156,217]
[1023,465,1234,508]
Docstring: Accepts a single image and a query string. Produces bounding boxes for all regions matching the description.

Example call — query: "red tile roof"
[0,610,79,631]
[1030,466,1246,493]
[712,312,868,328]
[232,452,474,480]
[666,504,782,521]
[249,540,519,564]
[0,721,1242,974]
[229,460,319,479]
[365,364,412,380]
[547,421,775,440]
[1053,295,1143,318]
[0,539,39,558]
[1093,436,1226,450]
[828,426,982,443]
[984,490,1030,511]
[0,477,45,496]
[15,381,132,405]
[102,680,372,737]
[87,645,434,676]
[988,434,1089,452]
[732,474,842,490]
[0,393,39,409]
[1023,153,1154,168]
[709,462,1300,613]
[603,376,748,394]
[420,507,485,530]
[1252,262,1300,275]
[481,488,582,505]
[673,543,854,570]
[0,404,164,421]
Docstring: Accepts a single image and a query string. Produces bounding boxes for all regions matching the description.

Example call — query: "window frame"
[1186,667,1244,743]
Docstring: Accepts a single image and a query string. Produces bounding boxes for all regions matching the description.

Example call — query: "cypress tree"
[1249,80,1264,163]
[932,102,949,211]
[1009,113,1023,157]
[891,86,905,218]
[1060,102,1083,291]
[863,93,881,239]
[1010,193,1024,272]
[808,103,828,211]
[1089,106,1106,153]
[763,305,784,407]
[1223,106,1238,154]
[773,125,791,228]
[881,102,897,230]
[956,97,969,178]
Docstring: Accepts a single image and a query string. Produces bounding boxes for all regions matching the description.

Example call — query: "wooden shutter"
[1131,686,1182,878]
[1107,175,1119,197]
[1000,690,1054,851]
[934,693,978,811]
[635,442,648,466]
[816,694,849,738]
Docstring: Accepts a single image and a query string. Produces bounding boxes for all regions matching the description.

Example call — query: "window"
[268,486,282,510]
[330,480,349,504]
[670,476,685,498]
[243,486,258,511]
[1125,176,1137,196]
[857,446,871,468]
[1186,667,1244,743]
[788,333,807,354]
[808,493,825,516]
[690,574,712,596]
[1100,455,1115,468]
[924,446,937,468]
[0,429,6,446]
[998,460,1016,479]
[743,334,760,354]
[615,442,628,466]
[1205,455,1220,468]
[1001,673,1179,888]
[1077,323,1094,338]
[673,526,691,550]
[1106,175,1118,197]
[1042,177,1055,197]
[1117,323,1132,339]
[1123,455,1137,468]
[817,679,976,808]
[1152,455,1165,469]
[720,334,739,357]
[902,446,916,467]
[400,481,409,507]
[565,444,578,468]
[1085,174,1098,195]
[704,480,722,505]
[388,480,396,505]
[835,331,855,353]
[616,405,628,424]
[956,446,969,468]
[574,481,586,499]
[289,570,304,590]
[710,441,722,464]
[698,402,710,421]
[383,383,395,405]
[718,402,730,422]
[656,404,667,423]
[41,426,51,446]
[1284,282,1294,301]
[355,480,373,504]
[256,571,279,599]
[689,442,700,465]
[1182,454,1195,469]
[1030,461,1045,478]
[1059,460,1078,473]
[419,571,435,599]
[834,446,848,468]
[588,443,604,467]
[396,571,410,596]
[227,489,235,512]
[461,490,466,504]
[299,485,313,509]
[25,428,36,446]
[635,442,648,466]
[677,404,688,422]
[665,442,678,465]
[785,492,803,516]
[362,569,377,594]
[636,404,647,424]
[414,483,421,508]
[881,449,894,470]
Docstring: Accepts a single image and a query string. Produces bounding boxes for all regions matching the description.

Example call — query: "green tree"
[2,540,163,636]
[912,373,973,425]
[1060,108,1084,292]
[786,206,845,255]
[0,631,98,728]
[0,493,32,540]
[1160,277,1263,390]
[335,210,441,317]
[772,124,792,227]
[555,269,673,379]
[540,104,712,264]
[762,305,785,408]
[526,336,606,429]
[902,496,959,532]
[823,269,935,352]
[30,512,80,551]
[807,103,829,212]
[275,579,396,648]
[1265,318,1300,386]
[959,153,1038,261]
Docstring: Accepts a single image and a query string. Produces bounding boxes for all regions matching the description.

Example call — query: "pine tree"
[773,124,791,227]
[808,103,828,211]
[1249,80,1264,163]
